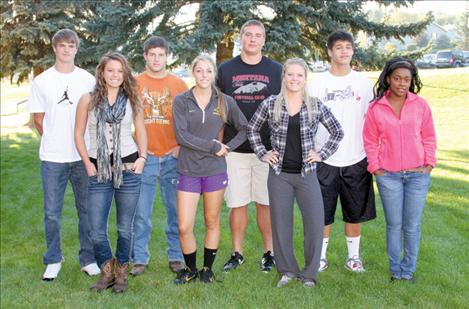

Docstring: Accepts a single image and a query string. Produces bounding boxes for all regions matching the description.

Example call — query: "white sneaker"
[43,262,62,281]
[303,280,316,288]
[81,263,101,276]
[276,274,294,287]
[345,256,365,272]
[318,258,329,272]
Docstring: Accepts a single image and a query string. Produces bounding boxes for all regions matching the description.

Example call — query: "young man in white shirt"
[28,29,99,280]
[308,31,376,273]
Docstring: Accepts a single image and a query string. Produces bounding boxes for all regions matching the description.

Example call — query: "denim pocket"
[128,169,142,176]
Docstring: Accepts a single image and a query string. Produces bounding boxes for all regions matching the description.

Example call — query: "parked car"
[462,51,469,67]
[173,68,191,77]
[310,61,329,72]
[435,50,465,68]
[416,53,436,69]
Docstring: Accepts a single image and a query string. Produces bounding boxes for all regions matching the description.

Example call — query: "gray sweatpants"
[268,169,324,282]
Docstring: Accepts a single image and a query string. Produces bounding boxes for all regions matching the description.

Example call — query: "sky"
[364,1,468,16]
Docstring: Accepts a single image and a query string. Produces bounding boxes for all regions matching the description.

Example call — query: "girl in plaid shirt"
[247,58,343,287]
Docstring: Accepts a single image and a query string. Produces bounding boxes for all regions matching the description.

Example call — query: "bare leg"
[345,223,361,237]
[203,189,224,249]
[229,205,248,254]
[323,224,332,238]
[177,190,200,254]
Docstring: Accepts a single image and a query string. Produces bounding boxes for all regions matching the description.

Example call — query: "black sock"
[203,247,218,269]
[183,251,197,271]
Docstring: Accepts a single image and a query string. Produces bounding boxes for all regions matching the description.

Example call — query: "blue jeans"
[41,160,95,267]
[132,154,183,264]
[375,171,430,277]
[88,170,141,266]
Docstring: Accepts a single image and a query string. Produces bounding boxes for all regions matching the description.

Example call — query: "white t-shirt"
[27,66,95,162]
[308,70,374,167]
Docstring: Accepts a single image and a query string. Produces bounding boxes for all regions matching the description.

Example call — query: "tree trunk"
[216,34,234,66]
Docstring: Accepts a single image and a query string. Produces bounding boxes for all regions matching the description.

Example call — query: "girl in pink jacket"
[363,57,436,282]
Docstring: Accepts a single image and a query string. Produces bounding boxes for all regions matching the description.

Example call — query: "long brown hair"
[90,52,141,116]
[190,54,227,123]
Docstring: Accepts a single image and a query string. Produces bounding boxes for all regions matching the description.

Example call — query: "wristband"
[139,156,147,161]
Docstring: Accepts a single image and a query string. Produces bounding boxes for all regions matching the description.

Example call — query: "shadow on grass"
[435,162,469,175]
[438,148,469,160]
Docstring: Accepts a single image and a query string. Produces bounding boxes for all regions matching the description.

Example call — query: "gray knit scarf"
[96,89,127,188]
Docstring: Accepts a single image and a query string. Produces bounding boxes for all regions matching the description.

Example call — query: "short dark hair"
[143,36,169,54]
[327,31,354,49]
[52,29,79,48]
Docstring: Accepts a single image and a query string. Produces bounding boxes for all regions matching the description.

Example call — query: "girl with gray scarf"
[75,52,147,293]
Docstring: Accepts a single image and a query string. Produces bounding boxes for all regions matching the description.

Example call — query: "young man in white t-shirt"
[308,31,376,272]
[28,29,99,280]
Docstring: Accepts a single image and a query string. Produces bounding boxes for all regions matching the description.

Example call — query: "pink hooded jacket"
[363,91,437,173]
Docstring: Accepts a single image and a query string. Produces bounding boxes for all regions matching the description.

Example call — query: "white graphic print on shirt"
[308,70,373,167]
[231,74,270,103]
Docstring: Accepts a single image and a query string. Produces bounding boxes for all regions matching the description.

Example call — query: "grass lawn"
[1,69,468,308]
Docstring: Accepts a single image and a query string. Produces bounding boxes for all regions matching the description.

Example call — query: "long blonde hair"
[91,52,141,116]
[273,58,317,124]
[190,54,227,123]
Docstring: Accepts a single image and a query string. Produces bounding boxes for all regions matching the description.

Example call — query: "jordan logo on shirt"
[57,86,73,105]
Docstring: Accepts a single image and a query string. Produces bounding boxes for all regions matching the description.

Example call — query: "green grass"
[1,71,468,308]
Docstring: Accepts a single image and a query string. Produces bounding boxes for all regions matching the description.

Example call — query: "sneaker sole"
[261,266,274,273]
[81,270,101,276]
[223,259,245,272]
[42,277,55,282]
[344,264,365,272]
[174,274,198,284]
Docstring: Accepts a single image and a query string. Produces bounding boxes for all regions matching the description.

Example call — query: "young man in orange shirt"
[131,37,188,275]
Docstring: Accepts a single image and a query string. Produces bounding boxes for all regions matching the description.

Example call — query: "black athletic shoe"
[174,268,198,284]
[199,267,215,283]
[260,251,275,272]
[223,252,245,272]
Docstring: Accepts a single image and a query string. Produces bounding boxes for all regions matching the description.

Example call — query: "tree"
[0,0,95,83]
[384,42,397,53]
[406,43,417,51]
[415,32,430,48]
[172,0,433,66]
[435,34,453,50]
[1,0,434,83]
[454,10,469,50]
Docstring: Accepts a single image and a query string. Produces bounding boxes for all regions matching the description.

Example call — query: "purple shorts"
[177,172,228,193]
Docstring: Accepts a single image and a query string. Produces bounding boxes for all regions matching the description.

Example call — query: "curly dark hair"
[374,56,423,101]
[90,52,141,116]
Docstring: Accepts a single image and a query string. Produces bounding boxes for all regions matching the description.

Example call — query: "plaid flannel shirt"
[247,95,343,176]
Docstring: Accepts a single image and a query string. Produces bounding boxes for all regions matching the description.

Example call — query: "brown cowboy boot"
[112,261,129,293]
[90,259,115,292]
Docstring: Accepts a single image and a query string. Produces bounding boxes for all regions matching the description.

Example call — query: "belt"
[400,166,424,173]
[122,162,135,171]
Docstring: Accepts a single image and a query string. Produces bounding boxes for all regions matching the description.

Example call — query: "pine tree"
[0,0,92,83]
[168,0,433,66]
[1,0,434,83]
